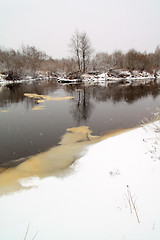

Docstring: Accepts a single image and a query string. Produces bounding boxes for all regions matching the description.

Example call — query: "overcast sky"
[0,0,160,58]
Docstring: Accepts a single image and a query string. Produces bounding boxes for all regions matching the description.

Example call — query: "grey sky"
[0,0,160,58]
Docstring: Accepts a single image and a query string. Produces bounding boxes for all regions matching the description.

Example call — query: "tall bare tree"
[70,31,81,71]
[69,31,93,73]
[154,46,160,70]
[80,32,93,73]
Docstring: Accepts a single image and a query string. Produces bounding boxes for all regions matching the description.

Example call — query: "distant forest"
[0,34,160,80]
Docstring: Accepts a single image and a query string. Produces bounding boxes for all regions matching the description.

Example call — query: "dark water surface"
[0,79,159,167]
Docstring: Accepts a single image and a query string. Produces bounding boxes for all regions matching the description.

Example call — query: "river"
[0,79,159,168]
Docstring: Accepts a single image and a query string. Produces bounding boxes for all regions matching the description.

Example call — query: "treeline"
[0,45,47,80]
[93,47,160,74]
[0,45,76,80]
[0,42,160,81]
[69,31,160,76]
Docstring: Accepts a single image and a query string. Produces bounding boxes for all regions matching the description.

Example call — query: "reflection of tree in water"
[64,81,160,124]
[1,79,160,111]
[64,84,94,124]
[92,81,160,104]
[0,80,58,109]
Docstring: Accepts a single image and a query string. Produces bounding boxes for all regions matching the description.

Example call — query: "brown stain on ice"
[36,99,45,103]
[0,126,97,195]
[0,126,128,196]
[52,96,74,100]
[24,93,74,101]
[24,93,74,111]
[1,110,8,113]
[32,105,46,111]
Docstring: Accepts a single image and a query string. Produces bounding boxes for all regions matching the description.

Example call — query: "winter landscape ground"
[0,118,160,240]
[0,45,160,239]
[1,0,160,238]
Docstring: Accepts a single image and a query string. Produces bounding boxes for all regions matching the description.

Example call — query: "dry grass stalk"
[24,223,30,240]
[31,231,38,240]
[125,185,140,223]
[24,223,38,240]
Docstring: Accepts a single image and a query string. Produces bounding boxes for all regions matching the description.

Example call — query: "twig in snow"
[24,223,30,240]
[32,231,38,240]
[125,185,140,223]
[24,223,38,240]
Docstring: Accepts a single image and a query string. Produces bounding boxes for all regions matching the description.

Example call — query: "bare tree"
[70,31,81,71]
[124,49,138,71]
[112,50,124,69]
[21,45,47,75]
[80,32,93,73]
[91,52,111,72]
[154,46,160,75]
[69,31,93,73]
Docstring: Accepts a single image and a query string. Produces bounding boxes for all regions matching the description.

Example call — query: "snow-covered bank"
[81,70,160,86]
[0,73,55,89]
[57,70,160,86]
[0,121,160,239]
[1,70,160,88]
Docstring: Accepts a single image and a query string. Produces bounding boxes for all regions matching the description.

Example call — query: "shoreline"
[0,118,158,196]
[0,119,160,239]
[0,72,160,88]
[0,126,130,195]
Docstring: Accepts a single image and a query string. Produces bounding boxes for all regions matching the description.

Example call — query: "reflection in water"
[0,80,59,109]
[0,79,159,108]
[0,79,160,168]
[70,87,94,123]
[64,80,159,104]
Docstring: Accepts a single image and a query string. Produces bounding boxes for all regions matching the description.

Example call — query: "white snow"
[0,121,160,240]
[0,74,54,88]
[81,70,159,86]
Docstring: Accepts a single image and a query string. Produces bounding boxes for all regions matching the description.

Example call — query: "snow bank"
[0,121,160,239]
[0,74,54,88]
[81,70,159,86]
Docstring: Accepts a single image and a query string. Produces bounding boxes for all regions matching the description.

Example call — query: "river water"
[0,79,159,168]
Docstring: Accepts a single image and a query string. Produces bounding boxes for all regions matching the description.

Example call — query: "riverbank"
[0,74,54,88]
[1,69,160,88]
[0,120,160,239]
[57,70,160,85]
